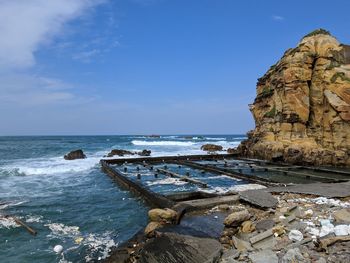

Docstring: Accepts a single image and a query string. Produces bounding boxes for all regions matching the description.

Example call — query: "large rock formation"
[239,29,350,166]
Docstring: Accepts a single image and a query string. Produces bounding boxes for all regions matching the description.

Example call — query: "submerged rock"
[201,144,223,152]
[238,29,350,166]
[64,149,86,160]
[138,149,151,156]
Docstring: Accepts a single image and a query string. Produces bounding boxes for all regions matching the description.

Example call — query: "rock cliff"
[238,29,350,166]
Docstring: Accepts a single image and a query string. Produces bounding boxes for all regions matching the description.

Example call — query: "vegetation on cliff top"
[302,28,331,39]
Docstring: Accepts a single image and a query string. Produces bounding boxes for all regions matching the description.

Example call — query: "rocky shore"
[238,29,350,166]
[105,181,350,263]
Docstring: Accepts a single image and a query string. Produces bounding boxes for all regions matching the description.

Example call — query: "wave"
[146,178,188,186]
[131,140,195,146]
[201,184,266,194]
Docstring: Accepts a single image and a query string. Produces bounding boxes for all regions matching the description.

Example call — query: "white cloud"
[0,0,105,70]
[272,15,284,21]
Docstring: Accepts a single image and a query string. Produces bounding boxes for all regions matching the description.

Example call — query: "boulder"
[137,232,222,263]
[240,220,255,233]
[138,149,151,156]
[333,208,350,224]
[64,149,86,160]
[227,148,237,154]
[148,208,177,223]
[224,209,250,227]
[237,29,350,166]
[201,144,223,152]
[107,149,135,157]
[144,222,163,237]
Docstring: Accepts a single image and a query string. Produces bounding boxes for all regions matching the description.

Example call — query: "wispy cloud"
[0,0,105,70]
[272,15,284,21]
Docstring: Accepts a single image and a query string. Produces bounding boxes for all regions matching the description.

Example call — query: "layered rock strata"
[239,29,350,166]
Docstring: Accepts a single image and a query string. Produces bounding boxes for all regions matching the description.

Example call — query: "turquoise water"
[0,135,244,262]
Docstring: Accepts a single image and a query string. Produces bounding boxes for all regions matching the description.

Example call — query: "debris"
[281,248,305,263]
[288,230,303,242]
[272,225,285,237]
[224,209,250,227]
[248,249,278,263]
[232,236,254,252]
[53,245,63,254]
[333,208,350,223]
[316,235,350,251]
[255,219,275,232]
[240,220,255,233]
[334,225,350,236]
[239,190,278,209]
[3,215,37,236]
[303,209,313,218]
[250,229,273,244]
[320,223,335,237]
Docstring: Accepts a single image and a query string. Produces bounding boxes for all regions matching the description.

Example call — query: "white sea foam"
[146,177,188,186]
[201,184,266,194]
[46,223,80,237]
[131,140,195,146]
[26,215,43,223]
[0,217,19,229]
[83,232,117,262]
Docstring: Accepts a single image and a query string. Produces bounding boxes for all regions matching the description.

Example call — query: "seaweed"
[330,72,350,83]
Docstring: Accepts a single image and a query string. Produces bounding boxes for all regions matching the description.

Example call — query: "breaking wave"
[131,140,195,146]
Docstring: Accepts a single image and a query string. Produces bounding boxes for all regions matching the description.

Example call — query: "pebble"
[288,230,303,242]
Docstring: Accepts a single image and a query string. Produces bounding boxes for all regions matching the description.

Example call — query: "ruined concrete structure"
[239,29,350,166]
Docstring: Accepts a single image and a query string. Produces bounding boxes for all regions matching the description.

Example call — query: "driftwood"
[316,235,350,251]
[2,215,37,236]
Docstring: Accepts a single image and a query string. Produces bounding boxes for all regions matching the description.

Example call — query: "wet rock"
[138,232,222,263]
[239,190,278,209]
[218,204,230,211]
[227,148,237,154]
[148,208,177,223]
[138,149,151,156]
[201,144,223,152]
[64,149,86,160]
[281,248,305,263]
[249,249,278,263]
[256,219,275,232]
[224,209,250,227]
[333,208,350,224]
[107,149,135,157]
[145,222,162,237]
[288,229,303,242]
[240,220,255,233]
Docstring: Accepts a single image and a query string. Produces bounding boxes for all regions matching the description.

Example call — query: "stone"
[255,219,275,231]
[137,232,222,263]
[288,229,304,242]
[281,248,305,263]
[219,248,240,263]
[224,209,250,227]
[138,149,151,156]
[144,222,162,237]
[227,148,237,154]
[240,220,255,233]
[218,204,230,211]
[201,144,223,152]
[231,236,254,252]
[334,225,350,236]
[333,208,350,223]
[107,149,135,157]
[148,208,177,223]
[248,249,278,263]
[53,245,63,254]
[237,29,350,167]
[239,190,278,209]
[64,149,86,160]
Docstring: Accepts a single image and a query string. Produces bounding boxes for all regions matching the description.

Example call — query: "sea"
[0,135,246,263]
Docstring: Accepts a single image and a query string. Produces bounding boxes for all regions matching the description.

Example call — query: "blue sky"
[1,0,349,135]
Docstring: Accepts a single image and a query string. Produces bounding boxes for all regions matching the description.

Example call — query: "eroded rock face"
[239,29,350,166]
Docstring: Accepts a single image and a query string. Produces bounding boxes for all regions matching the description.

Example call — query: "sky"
[0,0,350,135]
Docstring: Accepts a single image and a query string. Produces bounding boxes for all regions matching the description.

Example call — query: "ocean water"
[0,135,245,263]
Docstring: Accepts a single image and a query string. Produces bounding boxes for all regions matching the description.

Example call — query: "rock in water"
[238,29,350,166]
[201,144,223,152]
[107,149,135,157]
[138,149,151,156]
[64,149,86,160]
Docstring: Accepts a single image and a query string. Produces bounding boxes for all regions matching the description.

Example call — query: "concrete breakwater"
[100,153,350,262]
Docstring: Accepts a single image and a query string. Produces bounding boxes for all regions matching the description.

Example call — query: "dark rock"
[137,232,222,263]
[249,249,278,263]
[227,148,237,154]
[64,149,86,160]
[239,190,278,209]
[107,149,135,157]
[138,149,151,156]
[255,219,275,232]
[148,135,160,138]
[201,144,223,152]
